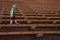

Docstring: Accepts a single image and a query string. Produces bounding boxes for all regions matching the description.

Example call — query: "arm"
[10,8,14,17]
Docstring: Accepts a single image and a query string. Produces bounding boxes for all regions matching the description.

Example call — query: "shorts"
[11,16,16,20]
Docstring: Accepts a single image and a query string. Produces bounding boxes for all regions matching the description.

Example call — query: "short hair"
[12,4,16,8]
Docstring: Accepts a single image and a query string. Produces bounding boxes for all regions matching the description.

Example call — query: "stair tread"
[2,19,60,22]
[3,15,60,18]
[0,24,59,27]
[0,31,60,35]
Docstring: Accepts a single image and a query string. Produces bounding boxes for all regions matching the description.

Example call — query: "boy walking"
[10,4,19,24]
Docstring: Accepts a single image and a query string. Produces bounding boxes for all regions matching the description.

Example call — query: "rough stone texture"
[0,0,60,40]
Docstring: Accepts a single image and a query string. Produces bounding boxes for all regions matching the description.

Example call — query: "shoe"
[16,23,20,24]
[10,23,12,24]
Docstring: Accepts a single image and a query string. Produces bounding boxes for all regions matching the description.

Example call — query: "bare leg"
[10,20,13,24]
[14,20,19,24]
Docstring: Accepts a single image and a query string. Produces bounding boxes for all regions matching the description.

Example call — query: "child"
[10,4,19,24]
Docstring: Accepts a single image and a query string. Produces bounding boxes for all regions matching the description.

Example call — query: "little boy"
[10,4,19,24]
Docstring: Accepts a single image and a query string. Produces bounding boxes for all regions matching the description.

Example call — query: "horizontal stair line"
[0,24,59,27]
[0,31,60,35]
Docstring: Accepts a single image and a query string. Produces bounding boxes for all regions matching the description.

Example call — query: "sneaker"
[16,23,20,24]
[10,23,12,24]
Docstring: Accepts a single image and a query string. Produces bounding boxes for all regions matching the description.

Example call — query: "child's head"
[12,4,16,8]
